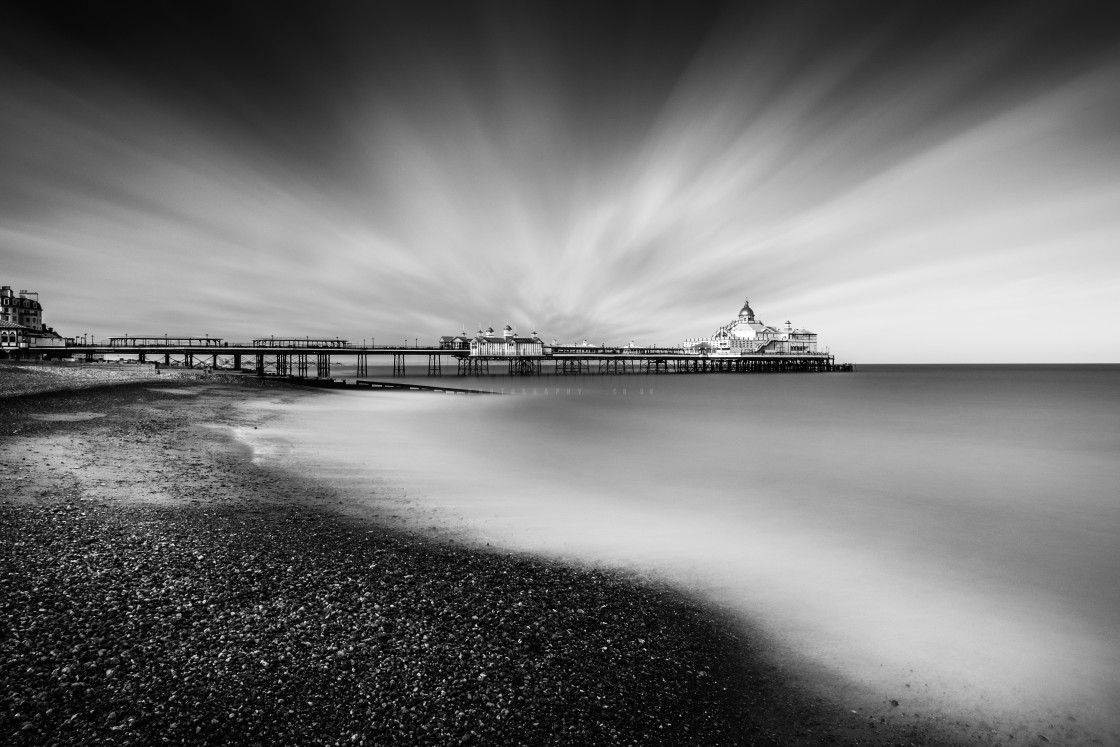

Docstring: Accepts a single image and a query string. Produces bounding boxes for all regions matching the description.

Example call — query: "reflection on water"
[242,365,1120,739]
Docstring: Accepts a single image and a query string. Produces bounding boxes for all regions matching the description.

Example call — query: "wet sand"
[0,363,967,745]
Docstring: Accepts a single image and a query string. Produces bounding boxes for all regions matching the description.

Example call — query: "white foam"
[237,380,1120,740]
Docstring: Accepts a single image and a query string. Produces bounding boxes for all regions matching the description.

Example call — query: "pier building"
[0,320,28,356]
[438,332,471,350]
[682,298,819,355]
[469,325,544,357]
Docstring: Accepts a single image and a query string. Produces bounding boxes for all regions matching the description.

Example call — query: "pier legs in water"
[457,358,489,376]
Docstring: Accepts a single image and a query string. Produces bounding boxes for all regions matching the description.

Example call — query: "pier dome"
[738,298,755,322]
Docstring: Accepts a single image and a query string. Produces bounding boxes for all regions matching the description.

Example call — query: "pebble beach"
[1,362,958,745]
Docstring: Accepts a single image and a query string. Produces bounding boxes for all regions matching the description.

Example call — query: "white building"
[469,325,544,357]
[682,298,819,355]
[1,286,43,330]
[1,286,66,358]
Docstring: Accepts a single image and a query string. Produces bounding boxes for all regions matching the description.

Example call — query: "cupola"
[739,298,755,322]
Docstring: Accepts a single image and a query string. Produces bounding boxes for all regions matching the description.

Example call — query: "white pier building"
[682,298,819,355]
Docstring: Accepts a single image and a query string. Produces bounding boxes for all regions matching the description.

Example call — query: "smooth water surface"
[242,365,1120,738]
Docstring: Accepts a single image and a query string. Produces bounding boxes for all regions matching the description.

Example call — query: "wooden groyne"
[354,380,498,394]
[288,378,498,394]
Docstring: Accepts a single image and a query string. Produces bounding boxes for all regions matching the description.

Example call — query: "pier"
[12,293,854,378]
[48,339,851,379]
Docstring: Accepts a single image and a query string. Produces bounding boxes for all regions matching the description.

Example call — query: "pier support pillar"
[509,358,540,375]
[457,357,488,376]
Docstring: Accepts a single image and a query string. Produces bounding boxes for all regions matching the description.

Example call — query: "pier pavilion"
[681,298,819,356]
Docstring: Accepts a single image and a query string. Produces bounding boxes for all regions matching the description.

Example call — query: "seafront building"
[0,285,67,358]
[681,298,819,355]
[1,286,44,330]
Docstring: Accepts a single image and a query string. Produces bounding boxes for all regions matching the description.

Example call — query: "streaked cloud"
[2,1,1117,361]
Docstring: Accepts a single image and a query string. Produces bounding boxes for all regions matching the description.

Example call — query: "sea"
[238,364,1120,741]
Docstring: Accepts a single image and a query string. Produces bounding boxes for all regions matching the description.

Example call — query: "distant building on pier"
[682,298,819,355]
[468,324,544,357]
[438,332,471,350]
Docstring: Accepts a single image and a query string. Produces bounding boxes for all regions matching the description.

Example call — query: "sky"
[2,1,1118,363]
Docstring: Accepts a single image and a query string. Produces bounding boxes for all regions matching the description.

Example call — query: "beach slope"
[1,365,960,745]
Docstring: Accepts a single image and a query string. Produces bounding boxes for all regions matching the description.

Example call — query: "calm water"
[241,365,1120,738]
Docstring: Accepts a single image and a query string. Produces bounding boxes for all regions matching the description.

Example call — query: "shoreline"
[1,365,968,745]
